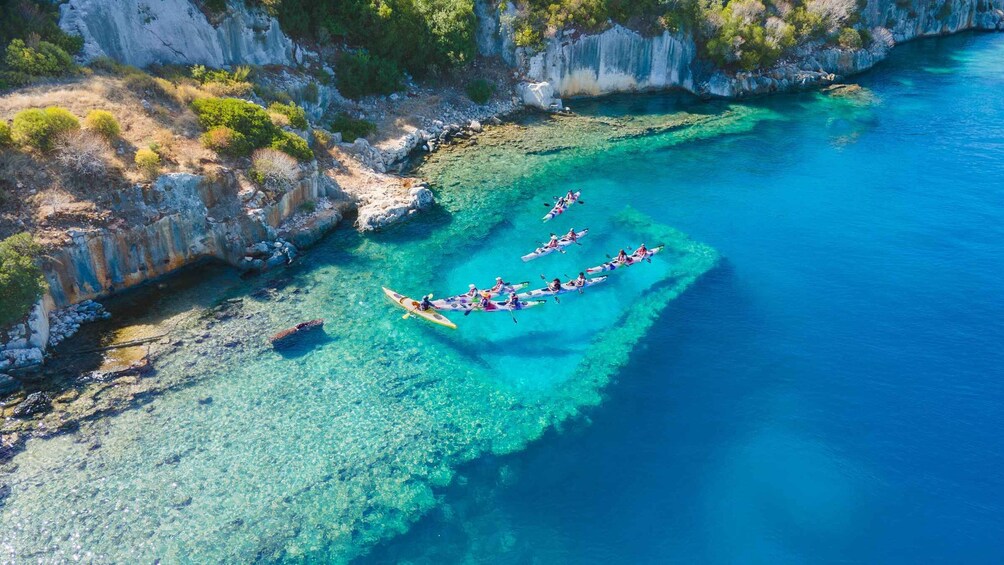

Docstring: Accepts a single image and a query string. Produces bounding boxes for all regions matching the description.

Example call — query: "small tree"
[0,233,47,328]
[84,110,121,141]
[466,79,495,104]
[135,147,161,180]
[11,106,80,152]
[250,148,299,192]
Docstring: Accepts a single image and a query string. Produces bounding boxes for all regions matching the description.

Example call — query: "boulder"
[518,81,561,110]
[12,392,51,418]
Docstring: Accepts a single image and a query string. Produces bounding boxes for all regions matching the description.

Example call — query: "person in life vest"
[564,190,576,202]
[547,278,562,292]
[545,234,560,249]
[616,249,629,263]
[503,292,521,309]
[465,284,479,298]
[490,276,509,293]
[553,195,567,210]
[478,290,493,310]
[569,272,587,288]
[565,228,579,242]
[634,243,648,257]
[418,294,433,311]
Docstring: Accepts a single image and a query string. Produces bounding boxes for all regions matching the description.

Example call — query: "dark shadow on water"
[271,330,336,359]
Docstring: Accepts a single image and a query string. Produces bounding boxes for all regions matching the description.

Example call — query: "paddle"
[539,273,561,303]
[506,303,518,324]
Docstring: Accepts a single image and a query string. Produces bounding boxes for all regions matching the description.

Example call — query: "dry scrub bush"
[250,148,299,192]
[269,111,291,128]
[55,130,108,179]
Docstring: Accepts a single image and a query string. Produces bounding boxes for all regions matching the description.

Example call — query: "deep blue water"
[368,32,1004,563]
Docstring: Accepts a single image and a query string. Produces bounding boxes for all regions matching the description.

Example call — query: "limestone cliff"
[42,167,341,308]
[59,0,304,68]
[507,0,1003,101]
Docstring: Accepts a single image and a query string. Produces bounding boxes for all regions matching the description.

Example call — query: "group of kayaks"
[383,190,662,330]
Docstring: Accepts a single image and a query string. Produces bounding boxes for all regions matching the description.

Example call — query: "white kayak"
[432,281,530,311]
[468,299,546,313]
[518,276,608,299]
[521,229,589,262]
[542,191,580,222]
[585,246,664,274]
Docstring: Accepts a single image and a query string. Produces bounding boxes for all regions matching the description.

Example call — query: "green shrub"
[301,81,320,104]
[84,110,121,141]
[11,106,80,151]
[513,23,543,48]
[299,200,316,213]
[268,101,308,129]
[0,121,12,148]
[200,125,250,156]
[4,38,74,77]
[203,0,228,13]
[465,78,495,104]
[312,128,331,148]
[270,130,313,161]
[192,97,313,160]
[838,27,863,49]
[135,147,161,180]
[330,112,376,143]
[336,51,401,99]
[191,97,276,148]
[0,233,47,328]
[858,27,873,46]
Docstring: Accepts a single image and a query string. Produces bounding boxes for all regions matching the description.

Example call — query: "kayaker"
[553,196,567,209]
[490,276,509,292]
[545,234,560,249]
[564,190,576,202]
[465,284,479,298]
[503,292,521,309]
[570,272,587,288]
[418,294,433,311]
[479,291,493,310]
[565,228,578,242]
[547,278,562,292]
[616,249,629,263]
[634,243,648,257]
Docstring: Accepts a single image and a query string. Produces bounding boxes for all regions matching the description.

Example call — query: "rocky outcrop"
[59,0,304,68]
[42,167,343,308]
[522,25,698,97]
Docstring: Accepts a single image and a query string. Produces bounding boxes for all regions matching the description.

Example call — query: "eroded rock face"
[523,25,698,97]
[59,0,301,67]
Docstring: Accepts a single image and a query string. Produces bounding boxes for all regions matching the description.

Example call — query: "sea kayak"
[518,276,608,299]
[382,287,458,329]
[521,229,589,262]
[471,299,546,312]
[431,281,529,311]
[542,191,580,222]
[585,245,664,274]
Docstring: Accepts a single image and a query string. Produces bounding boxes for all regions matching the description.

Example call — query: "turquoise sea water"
[2,31,1003,563]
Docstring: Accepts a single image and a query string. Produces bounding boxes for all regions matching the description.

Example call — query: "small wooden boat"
[269,319,324,347]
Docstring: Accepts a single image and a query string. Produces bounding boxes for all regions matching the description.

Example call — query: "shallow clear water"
[2,31,1003,563]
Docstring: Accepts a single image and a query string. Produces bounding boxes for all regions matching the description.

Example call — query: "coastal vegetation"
[465,78,495,104]
[330,112,376,142]
[191,97,313,160]
[10,106,80,152]
[0,0,82,89]
[0,232,46,327]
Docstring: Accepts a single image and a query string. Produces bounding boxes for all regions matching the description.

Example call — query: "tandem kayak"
[431,282,530,311]
[521,229,589,262]
[382,287,458,329]
[518,276,608,299]
[542,191,580,222]
[585,246,665,274]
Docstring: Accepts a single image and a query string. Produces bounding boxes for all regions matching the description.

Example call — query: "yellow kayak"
[382,287,458,330]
